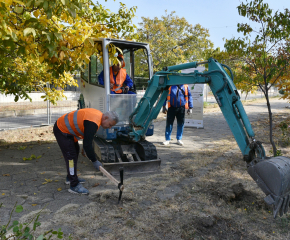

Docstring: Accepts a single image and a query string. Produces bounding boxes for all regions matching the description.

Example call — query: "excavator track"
[93,137,115,163]
[135,140,158,161]
[93,138,160,175]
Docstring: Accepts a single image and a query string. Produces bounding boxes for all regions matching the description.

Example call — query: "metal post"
[47,83,51,125]
[206,84,208,102]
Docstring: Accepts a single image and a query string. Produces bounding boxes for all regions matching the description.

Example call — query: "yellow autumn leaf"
[32,204,37,206]
[2,193,5,196]
[57,188,62,191]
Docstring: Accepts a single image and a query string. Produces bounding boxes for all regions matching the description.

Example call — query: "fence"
[0,90,80,131]
[203,85,282,103]
[0,82,282,131]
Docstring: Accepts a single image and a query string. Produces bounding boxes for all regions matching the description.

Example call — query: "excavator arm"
[129,58,290,218]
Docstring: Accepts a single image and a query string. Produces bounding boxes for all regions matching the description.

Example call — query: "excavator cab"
[79,38,160,174]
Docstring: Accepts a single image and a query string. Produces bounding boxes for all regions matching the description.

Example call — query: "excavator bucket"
[247,156,290,218]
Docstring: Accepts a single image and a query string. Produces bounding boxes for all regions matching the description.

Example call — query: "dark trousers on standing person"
[53,122,80,187]
[165,106,185,141]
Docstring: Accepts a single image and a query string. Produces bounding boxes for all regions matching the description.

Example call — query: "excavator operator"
[98,54,135,94]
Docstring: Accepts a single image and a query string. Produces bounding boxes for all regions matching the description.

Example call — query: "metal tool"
[99,166,124,204]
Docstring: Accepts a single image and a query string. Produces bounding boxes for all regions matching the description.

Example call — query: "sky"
[95,0,289,50]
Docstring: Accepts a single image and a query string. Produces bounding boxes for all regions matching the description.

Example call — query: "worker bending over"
[53,108,119,194]
[98,54,135,94]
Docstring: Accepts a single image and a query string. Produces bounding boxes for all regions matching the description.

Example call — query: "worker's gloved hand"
[93,160,102,171]
[110,83,114,89]
[162,106,168,114]
[187,108,193,115]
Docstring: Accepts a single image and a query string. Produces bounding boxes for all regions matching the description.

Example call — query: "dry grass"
[2,97,290,240]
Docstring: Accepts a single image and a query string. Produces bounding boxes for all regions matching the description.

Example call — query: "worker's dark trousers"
[53,122,80,187]
[165,106,185,141]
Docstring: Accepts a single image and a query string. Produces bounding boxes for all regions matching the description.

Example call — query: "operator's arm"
[124,74,133,88]
[98,71,104,85]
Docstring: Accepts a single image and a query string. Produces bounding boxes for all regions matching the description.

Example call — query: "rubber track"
[136,140,158,161]
[94,138,115,163]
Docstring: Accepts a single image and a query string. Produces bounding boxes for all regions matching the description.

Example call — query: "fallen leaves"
[57,188,62,191]
[42,179,52,184]
[17,146,27,150]
[92,183,99,187]
[23,154,42,161]
[2,174,10,177]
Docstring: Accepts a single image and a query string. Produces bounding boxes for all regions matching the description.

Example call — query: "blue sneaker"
[65,177,85,185]
[68,183,89,195]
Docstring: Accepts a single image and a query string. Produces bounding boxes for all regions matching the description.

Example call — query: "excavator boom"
[128,58,290,218]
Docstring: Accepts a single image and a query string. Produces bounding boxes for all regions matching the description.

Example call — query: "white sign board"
[182,66,205,128]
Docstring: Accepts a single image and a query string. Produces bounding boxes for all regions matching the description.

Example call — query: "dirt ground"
[1,98,290,240]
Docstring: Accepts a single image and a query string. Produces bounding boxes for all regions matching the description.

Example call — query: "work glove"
[93,160,102,171]
[187,108,193,115]
[162,106,168,114]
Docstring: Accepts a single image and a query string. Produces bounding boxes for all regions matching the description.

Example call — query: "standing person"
[53,109,119,194]
[162,85,193,146]
[98,54,135,94]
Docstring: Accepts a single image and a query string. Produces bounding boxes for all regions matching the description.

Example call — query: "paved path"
[0,98,288,233]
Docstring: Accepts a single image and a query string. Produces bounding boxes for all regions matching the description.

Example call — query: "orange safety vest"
[110,67,127,93]
[167,85,189,109]
[57,108,102,141]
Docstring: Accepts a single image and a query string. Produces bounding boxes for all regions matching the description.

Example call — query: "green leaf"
[47,9,52,19]
[88,38,94,46]
[12,220,19,226]
[43,1,48,10]
[11,32,18,41]
[54,33,63,40]
[15,205,23,213]
[24,28,36,37]
[17,46,26,55]
[13,226,19,232]
[15,6,23,14]
[36,235,44,240]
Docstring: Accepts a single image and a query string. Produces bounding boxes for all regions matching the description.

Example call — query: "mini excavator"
[79,38,290,218]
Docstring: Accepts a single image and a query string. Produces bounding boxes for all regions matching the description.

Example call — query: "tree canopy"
[0,0,136,103]
[217,0,290,156]
[136,11,213,73]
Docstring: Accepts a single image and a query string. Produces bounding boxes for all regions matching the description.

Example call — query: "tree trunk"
[265,87,277,156]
